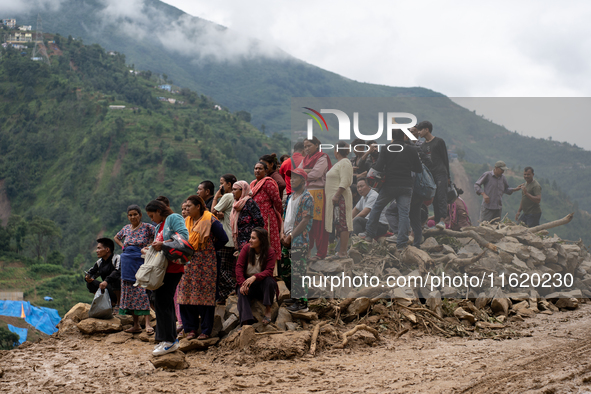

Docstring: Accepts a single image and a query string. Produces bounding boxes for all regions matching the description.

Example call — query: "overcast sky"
[158,0,591,150]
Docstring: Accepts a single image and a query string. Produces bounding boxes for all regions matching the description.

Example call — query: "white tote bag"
[134,246,168,290]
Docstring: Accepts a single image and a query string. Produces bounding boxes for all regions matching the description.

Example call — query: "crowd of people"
[84,120,543,356]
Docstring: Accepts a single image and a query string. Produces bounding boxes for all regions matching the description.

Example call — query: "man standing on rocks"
[417,121,450,230]
[279,168,314,313]
[364,129,422,251]
[85,238,121,309]
[515,166,542,227]
[474,161,520,222]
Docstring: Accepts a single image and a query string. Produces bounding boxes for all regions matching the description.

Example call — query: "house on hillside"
[18,25,32,31]
[109,105,126,110]
[2,19,16,28]
[7,32,32,43]
[167,98,176,104]
[159,84,172,92]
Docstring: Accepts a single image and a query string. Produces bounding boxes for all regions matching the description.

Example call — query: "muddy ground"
[1,304,590,394]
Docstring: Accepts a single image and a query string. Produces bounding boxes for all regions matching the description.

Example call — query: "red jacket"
[235,244,277,287]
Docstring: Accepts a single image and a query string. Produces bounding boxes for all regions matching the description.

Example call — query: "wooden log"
[400,246,433,276]
[334,324,380,349]
[423,228,497,252]
[308,321,328,356]
[527,213,574,234]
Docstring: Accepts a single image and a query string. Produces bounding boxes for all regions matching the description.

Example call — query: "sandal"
[197,333,210,340]
[185,331,197,340]
[262,316,271,325]
[124,327,142,334]
[146,327,154,335]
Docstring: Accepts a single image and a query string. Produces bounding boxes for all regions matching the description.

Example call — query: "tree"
[0,327,20,350]
[28,216,62,261]
[47,250,65,266]
[236,110,251,123]
[7,215,27,253]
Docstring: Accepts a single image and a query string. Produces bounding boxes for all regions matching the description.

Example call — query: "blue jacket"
[156,213,189,241]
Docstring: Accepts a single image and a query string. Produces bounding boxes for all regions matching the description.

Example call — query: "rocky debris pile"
[54,214,589,362]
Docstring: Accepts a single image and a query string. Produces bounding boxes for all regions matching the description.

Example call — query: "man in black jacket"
[364,129,422,250]
[85,238,121,306]
[417,121,450,229]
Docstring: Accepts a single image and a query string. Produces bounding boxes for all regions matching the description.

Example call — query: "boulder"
[511,255,528,271]
[239,325,256,348]
[56,318,81,337]
[150,351,189,370]
[179,337,219,352]
[545,248,559,264]
[555,297,579,310]
[63,303,90,323]
[138,331,156,343]
[275,307,293,331]
[440,286,459,299]
[285,322,299,331]
[454,307,476,324]
[77,317,122,334]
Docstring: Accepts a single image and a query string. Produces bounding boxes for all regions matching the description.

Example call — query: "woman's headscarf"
[230,180,252,246]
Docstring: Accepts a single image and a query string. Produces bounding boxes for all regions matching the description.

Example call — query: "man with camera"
[85,238,121,308]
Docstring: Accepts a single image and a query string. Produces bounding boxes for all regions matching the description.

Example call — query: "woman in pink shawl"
[250,162,283,258]
[230,180,265,255]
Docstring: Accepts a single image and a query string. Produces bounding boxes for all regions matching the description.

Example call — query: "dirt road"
[1,305,590,393]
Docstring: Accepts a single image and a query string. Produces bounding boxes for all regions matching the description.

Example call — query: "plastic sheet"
[0,300,60,335]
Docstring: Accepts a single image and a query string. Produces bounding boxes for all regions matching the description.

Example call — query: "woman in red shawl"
[298,137,332,260]
[250,162,283,260]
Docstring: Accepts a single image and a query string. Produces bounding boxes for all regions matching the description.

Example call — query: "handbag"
[134,246,168,290]
[88,288,113,320]
[414,163,437,200]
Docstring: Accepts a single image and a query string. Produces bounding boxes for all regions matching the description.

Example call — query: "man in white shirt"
[352,178,389,237]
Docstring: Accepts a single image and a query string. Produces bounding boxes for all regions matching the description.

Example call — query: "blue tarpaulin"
[0,301,60,335]
[7,324,27,345]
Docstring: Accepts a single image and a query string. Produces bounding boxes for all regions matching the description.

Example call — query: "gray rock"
[221,314,239,336]
[179,337,219,352]
[454,307,476,324]
[555,297,579,310]
[458,240,483,256]
[426,290,443,318]
[275,307,293,331]
[440,286,459,299]
[286,322,299,331]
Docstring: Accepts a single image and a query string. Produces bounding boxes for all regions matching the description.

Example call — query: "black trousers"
[86,280,118,305]
[432,172,448,222]
[179,304,215,335]
[409,195,424,247]
[237,276,277,325]
[154,272,182,343]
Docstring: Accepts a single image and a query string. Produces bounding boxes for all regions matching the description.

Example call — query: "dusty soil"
[1,305,590,394]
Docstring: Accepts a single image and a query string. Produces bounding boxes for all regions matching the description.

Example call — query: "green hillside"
[5,0,591,213]
[0,35,288,272]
